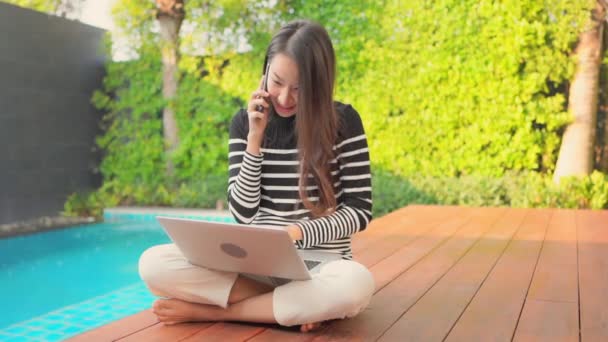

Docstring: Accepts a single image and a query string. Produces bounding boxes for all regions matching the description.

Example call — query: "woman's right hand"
[246,77,270,155]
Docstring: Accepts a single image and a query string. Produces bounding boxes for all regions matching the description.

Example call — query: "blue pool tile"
[74,323,102,332]
[1,326,28,335]
[37,321,64,331]
[59,308,82,315]
[69,318,93,328]
[95,304,113,311]
[21,329,45,337]
[1,282,161,340]
[60,325,87,335]
[42,332,67,341]
[38,313,65,322]
[3,336,44,342]
[0,331,16,339]
[18,321,44,329]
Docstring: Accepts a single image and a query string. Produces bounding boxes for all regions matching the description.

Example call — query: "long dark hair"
[265,20,338,217]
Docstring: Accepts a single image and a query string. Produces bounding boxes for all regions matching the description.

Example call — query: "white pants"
[138,244,375,326]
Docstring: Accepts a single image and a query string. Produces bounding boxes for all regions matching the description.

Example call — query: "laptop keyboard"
[268,260,323,287]
[304,259,322,270]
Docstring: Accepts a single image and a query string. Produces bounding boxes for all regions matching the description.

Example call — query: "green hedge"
[345,0,592,177]
[61,0,608,218]
[66,169,608,219]
[372,170,608,217]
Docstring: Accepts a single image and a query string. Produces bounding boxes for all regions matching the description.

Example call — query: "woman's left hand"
[285,225,303,241]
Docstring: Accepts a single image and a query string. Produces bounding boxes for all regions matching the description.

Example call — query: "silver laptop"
[156,216,341,283]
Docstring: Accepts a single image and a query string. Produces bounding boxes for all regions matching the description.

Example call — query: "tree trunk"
[599,92,608,172]
[599,10,608,172]
[553,1,605,183]
[156,0,184,175]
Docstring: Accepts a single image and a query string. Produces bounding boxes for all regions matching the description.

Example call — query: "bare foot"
[300,322,323,333]
[153,298,323,332]
[152,298,223,325]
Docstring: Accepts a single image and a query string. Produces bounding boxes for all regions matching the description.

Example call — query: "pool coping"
[103,207,231,222]
[1,207,233,239]
[104,206,231,217]
[0,216,98,239]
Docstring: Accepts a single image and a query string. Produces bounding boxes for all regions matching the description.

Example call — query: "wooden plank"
[252,206,472,341]
[182,322,266,341]
[370,208,473,290]
[311,207,506,341]
[247,326,323,342]
[117,322,212,341]
[352,205,461,259]
[577,209,608,341]
[351,205,436,251]
[512,300,578,342]
[444,209,552,342]
[524,209,578,302]
[378,207,527,341]
[65,309,158,342]
[356,206,471,269]
[512,209,578,342]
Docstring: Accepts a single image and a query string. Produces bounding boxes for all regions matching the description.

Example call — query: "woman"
[139,19,374,333]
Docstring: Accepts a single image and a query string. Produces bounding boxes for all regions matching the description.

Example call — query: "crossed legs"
[152,275,322,332]
[139,244,373,333]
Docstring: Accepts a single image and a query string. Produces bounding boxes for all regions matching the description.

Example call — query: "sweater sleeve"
[227,109,263,224]
[295,105,373,248]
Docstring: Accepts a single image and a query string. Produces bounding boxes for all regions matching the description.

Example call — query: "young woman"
[139,19,374,333]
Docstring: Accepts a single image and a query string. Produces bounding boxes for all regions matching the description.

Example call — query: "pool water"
[0,214,233,341]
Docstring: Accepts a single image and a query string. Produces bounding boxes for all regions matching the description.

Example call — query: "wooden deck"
[68,205,608,341]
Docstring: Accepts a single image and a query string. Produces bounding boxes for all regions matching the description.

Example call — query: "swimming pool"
[0,213,233,341]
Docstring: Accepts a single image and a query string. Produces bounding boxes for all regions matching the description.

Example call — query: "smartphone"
[255,62,270,113]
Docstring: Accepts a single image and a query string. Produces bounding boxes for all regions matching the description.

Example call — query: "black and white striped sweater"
[227,102,372,259]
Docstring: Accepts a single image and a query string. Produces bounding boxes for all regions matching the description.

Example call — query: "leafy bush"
[346,0,592,177]
[508,171,608,209]
[64,176,228,218]
[62,0,607,218]
[371,169,437,217]
[92,48,166,190]
[370,170,608,218]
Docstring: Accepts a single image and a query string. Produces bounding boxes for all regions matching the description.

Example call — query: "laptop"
[156,216,341,284]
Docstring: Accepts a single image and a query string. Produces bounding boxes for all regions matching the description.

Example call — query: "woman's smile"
[273,101,296,115]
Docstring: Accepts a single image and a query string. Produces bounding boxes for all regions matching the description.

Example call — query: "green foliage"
[63,176,228,218]
[63,192,104,218]
[92,51,166,189]
[282,0,386,90]
[371,169,437,217]
[508,171,608,209]
[348,0,592,177]
[110,0,158,54]
[85,48,237,215]
[371,170,608,217]
[171,72,241,182]
[62,0,608,218]
[3,0,62,13]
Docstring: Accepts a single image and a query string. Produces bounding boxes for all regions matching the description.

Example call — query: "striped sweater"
[227,102,372,259]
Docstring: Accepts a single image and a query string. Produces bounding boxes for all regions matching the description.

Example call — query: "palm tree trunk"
[599,10,608,172]
[156,0,184,175]
[599,96,608,172]
[554,1,605,183]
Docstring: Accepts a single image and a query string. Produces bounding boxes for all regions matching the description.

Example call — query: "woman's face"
[267,53,299,117]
